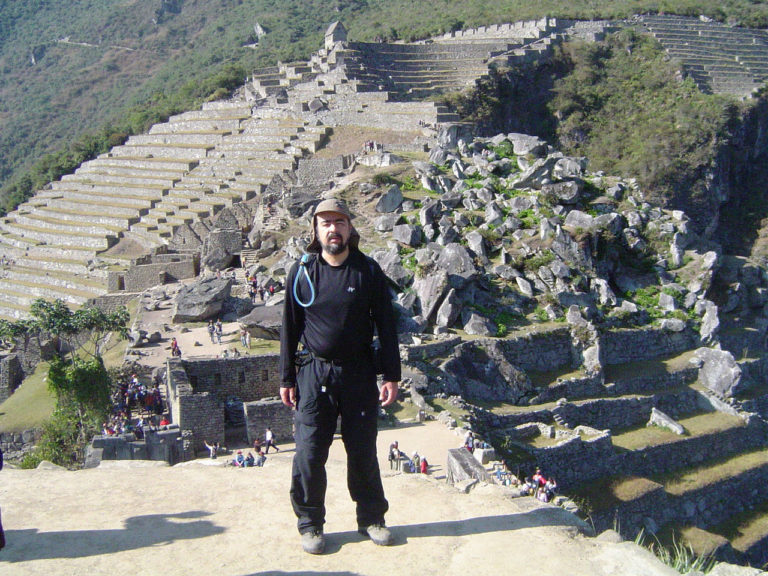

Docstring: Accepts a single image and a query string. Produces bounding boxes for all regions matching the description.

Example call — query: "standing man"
[280,198,400,555]
[264,426,280,453]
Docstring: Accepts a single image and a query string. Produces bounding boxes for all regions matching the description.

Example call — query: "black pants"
[289,357,388,534]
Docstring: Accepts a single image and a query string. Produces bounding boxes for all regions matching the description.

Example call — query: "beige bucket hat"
[307,198,360,253]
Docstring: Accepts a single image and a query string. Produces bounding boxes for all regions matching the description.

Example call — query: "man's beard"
[322,235,348,255]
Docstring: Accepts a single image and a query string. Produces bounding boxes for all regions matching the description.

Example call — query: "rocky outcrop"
[172,277,232,323]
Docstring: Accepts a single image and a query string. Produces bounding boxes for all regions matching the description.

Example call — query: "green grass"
[659,448,768,495]
[428,396,469,423]
[0,361,56,433]
[384,400,421,423]
[527,365,588,388]
[711,499,768,553]
[611,411,745,451]
[603,349,697,383]
[570,475,662,512]
[524,431,566,449]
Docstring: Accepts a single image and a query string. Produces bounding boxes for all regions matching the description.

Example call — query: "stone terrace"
[638,14,768,97]
[0,100,329,318]
[468,323,768,565]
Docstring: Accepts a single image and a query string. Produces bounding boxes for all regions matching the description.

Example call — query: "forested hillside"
[3,0,768,215]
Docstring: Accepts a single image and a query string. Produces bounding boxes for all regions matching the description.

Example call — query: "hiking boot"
[301,529,325,554]
[358,523,393,546]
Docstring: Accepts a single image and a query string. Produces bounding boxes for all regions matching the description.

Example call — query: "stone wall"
[0,353,23,403]
[742,394,768,419]
[552,388,700,431]
[0,428,41,459]
[589,457,768,562]
[406,328,576,371]
[107,259,198,293]
[177,392,223,457]
[406,337,463,362]
[180,354,281,403]
[296,155,352,187]
[533,416,768,491]
[123,259,198,292]
[166,355,283,456]
[89,292,139,313]
[601,327,699,365]
[495,326,576,371]
[244,398,293,445]
[86,426,185,466]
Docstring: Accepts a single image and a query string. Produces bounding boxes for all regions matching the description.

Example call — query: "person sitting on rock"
[544,477,558,501]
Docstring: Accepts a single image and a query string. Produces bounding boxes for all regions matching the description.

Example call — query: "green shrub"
[533,306,549,322]
[518,208,541,229]
[489,140,515,159]
[523,250,555,271]
[372,173,393,186]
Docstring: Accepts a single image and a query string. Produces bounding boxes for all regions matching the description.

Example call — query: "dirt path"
[0,421,678,576]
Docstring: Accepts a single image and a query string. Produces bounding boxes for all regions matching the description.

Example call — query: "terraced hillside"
[1,18,594,320]
[638,14,768,98]
[464,317,768,565]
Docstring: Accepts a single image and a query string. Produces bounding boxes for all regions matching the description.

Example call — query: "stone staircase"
[639,14,768,97]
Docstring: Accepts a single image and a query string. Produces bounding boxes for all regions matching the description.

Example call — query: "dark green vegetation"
[0,300,129,468]
[3,0,768,215]
[549,31,742,226]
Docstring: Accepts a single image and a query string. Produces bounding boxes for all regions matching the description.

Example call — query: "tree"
[5,298,129,467]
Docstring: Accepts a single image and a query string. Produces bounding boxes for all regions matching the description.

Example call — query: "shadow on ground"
[0,510,224,562]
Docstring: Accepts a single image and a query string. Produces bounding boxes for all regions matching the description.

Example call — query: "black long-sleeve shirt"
[280,249,401,386]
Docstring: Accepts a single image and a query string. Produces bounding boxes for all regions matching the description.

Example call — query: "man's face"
[316,211,351,255]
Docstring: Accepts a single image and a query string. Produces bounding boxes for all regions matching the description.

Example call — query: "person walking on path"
[264,427,280,453]
[207,320,216,344]
[215,319,223,345]
[280,198,400,555]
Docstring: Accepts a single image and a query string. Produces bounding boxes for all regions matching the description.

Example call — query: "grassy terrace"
[657,448,768,495]
[603,349,698,383]
[0,361,56,433]
[712,500,768,553]
[528,365,588,388]
[611,411,745,451]
[571,475,663,512]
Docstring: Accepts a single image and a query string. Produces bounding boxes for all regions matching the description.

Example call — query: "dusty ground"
[0,421,679,576]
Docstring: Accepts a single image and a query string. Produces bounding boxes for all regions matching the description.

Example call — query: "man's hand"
[379,381,398,407]
[280,386,296,409]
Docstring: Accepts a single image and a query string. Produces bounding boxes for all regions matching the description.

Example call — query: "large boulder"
[461,310,496,336]
[172,277,232,323]
[371,247,412,289]
[435,288,462,328]
[691,347,743,398]
[542,180,581,205]
[375,185,403,213]
[392,224,422,247]
[507,133,548,157]
[238,305,283,340]
[413,270,449,323]
[436,243,477,280]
